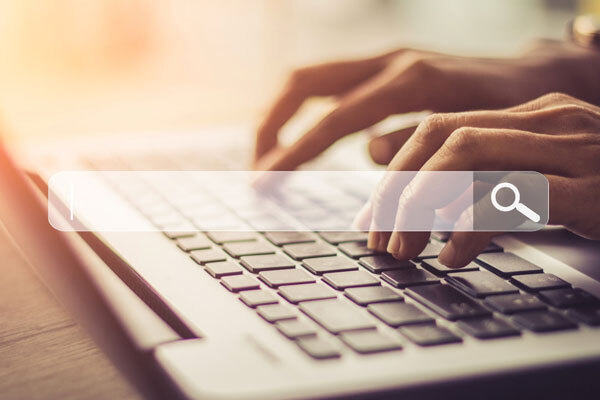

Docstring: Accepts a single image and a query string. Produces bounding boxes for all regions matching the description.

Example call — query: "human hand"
[358,92,600,268]
[254,40,600,170]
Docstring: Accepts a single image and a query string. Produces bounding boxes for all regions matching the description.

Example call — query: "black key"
[445,270,519,298]
[278,284,337,304]
[176,235,212,251]
[223,241,276,258]
[275,320,317,339]
[220,275,260,292]
[239,290,279,307]
[190,248,227,264]
[345,286,403,306]
[484,293,546,314]
[368,302,434,327]
[538,288,598,308]
[256,304,296,322]
[340,330,402,354]
[302,256,358,275]
[264,231,315,246]
[399,324,462,346]
[512,310,577,332]
[381,268,439,288]
[406,284,491,320]
[338,241,378,259]
[476,252,542,277]
[457,317,520,339]
[414,241,443,259]
[240,254,295,273]
[300,299,376,333]
[204,261,243,278]
[319,231,368,244]
[421,259,479,276]
[258,269,315,288]
[323,270,380,290]
[359,255,415,273]
[283,242,337,260]
[206,231,259,244]
[296,337,340,359]
[511,273,569,291]
[566,307,600,326]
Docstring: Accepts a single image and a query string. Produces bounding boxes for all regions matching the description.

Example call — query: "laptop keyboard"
[83,153,600,360]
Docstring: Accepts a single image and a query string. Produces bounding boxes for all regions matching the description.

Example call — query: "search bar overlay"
[48,171,548,232]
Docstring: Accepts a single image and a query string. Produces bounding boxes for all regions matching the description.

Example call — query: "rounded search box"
[491,182,541,223]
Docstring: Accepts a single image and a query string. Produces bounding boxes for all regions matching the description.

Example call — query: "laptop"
[2,127,600,400]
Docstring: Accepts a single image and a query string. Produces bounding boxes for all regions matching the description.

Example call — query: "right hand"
[253,40,600,171]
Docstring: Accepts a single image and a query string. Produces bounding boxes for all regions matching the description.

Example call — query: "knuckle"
[539,92,574,105]
[287,67,312,89]
[442,127,481,155]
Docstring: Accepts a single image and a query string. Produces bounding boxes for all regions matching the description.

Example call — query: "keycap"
[381,268,439,288]
[190,248,227,264]
[258,269,315,288]
[340,330,402,354]
[368,302,434,327]
[566,307,600,326]
[204,261,243,278]
[345,286,403,305]
[319,231,368,244]
[275,319,317,339]
[421,259,479,276]
[223,241,276,258]
[538,288,598,308]
[445,270,519,297]
[482,243,503,253]
[283,242,337,260]
[300,299,376,333]
[338,241,379,259]
[484,293,546,314]
[457,317,520,339]
[239,290,279,307]
[296,337,341,359]
[302,256,358,275]
[240,254,295,273]
[206,231,259,244]
[359,255,415,273]
[164,231,196,239]
[476,252,542,277]
[323,270,380,290]
[256,304,296,322]
[278,284,337,304]
[220,275,260,292]
[511,273,569,291]
[264,231,315,246]
[399,324,462,346]
[414,241,444,259]
[176,235,212,251]
[406,284,491,320]
[512,310,577,332]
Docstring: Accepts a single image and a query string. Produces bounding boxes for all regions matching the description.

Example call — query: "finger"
[256,80,398,171]
[438,231,497,267]
[254,53,396,162]
[368,125,418,165]
[386,129,575,259]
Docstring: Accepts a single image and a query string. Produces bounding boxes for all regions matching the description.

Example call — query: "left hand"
[361,92,600,268]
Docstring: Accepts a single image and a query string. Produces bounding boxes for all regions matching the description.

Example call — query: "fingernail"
[439,241,458,267]
[367,231,379,250]
[387,232,401,254]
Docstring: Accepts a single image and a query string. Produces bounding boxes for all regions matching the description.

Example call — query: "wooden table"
[0,228,140,400]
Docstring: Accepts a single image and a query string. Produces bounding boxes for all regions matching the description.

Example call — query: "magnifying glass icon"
[491,182,540,223]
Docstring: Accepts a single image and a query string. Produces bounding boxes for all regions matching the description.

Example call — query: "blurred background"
[0,0,599,144]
